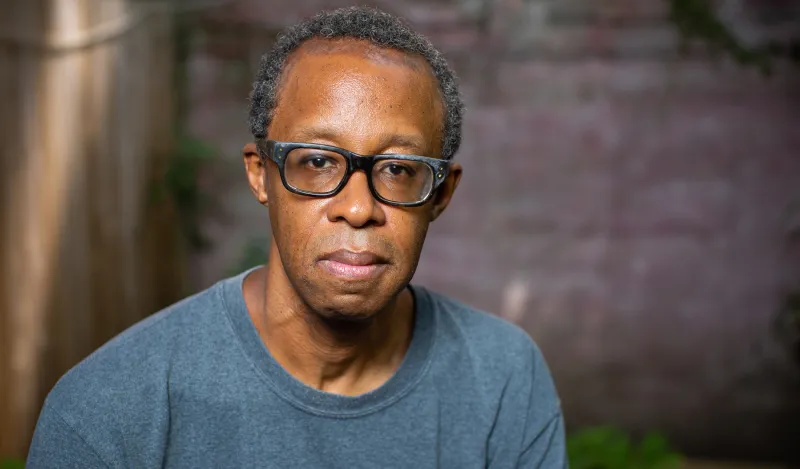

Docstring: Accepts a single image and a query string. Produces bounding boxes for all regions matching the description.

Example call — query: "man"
[27,6,567,468]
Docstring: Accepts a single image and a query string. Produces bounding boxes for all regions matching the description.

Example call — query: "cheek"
[269,194,317,263]
[391,210,430,259]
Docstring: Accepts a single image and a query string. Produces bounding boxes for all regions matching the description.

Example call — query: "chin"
[316,308,377,325]
[311,293,385,322]
[290,261,411,320]
[298,278,399,322]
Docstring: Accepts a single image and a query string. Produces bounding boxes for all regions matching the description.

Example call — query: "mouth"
[317,249,389,281]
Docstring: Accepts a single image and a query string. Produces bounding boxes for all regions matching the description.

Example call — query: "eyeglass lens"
[283,147,434,203]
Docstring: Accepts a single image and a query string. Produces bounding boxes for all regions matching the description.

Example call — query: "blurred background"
[1,0,799,467]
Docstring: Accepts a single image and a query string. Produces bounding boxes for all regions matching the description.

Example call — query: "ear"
[430,162,462,221]
[243,142,269,206]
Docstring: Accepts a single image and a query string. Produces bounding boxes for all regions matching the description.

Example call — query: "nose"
[325,170,386,228]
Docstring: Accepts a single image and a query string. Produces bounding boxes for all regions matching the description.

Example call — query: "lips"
[322,249,385,266]
[318,249,388,280]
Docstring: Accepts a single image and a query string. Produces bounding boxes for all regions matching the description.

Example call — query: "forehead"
[290,38,430,72]
[269,39,443,153]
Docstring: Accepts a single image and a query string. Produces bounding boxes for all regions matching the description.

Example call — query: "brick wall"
[187,0,800,462]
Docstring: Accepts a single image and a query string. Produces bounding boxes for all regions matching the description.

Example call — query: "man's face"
[244,39,461,320]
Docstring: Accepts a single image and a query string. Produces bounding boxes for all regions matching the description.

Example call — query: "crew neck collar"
[219,268,437,418]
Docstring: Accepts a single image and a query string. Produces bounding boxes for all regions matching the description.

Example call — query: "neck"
[243,254,415,396]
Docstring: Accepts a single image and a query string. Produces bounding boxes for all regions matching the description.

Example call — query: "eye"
[303,155,336,169]
[381,162,416,177]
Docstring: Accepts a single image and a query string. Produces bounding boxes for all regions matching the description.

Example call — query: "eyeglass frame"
[255,138,452,207]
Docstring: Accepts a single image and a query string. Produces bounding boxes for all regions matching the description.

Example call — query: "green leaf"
[666,0,788,75]
[0,459,26,469]
[229,237,270,275]
[567,426,632,469]
[636,432,682,469]
[567,427,682,469]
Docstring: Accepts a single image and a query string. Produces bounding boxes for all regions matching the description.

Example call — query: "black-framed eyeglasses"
[256,139,451,207]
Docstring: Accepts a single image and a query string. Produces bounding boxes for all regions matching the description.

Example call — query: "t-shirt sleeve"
[486,332,568,469]
[516,410,568,468]
[26,402,111,469]
[515,342,568,469]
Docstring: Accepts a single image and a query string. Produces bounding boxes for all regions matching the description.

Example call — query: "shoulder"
[418,285,562,417]
[35,277,238,463]
[420,286,543,364]
[41,279,230,438]
[417,286,557,400]
[418,287,564,428]
[53,282,224,393]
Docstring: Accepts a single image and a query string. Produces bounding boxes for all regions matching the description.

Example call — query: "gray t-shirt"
[27,270,567,468]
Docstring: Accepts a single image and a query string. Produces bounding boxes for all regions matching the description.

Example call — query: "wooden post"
[0,0,184,458]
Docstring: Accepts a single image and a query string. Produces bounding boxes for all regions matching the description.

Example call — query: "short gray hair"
[247,6,464,160]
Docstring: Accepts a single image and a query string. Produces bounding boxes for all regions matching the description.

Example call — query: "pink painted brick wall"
[188,0,800,461]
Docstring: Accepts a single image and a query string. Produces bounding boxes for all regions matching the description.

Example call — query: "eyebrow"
[291,126,429,155]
